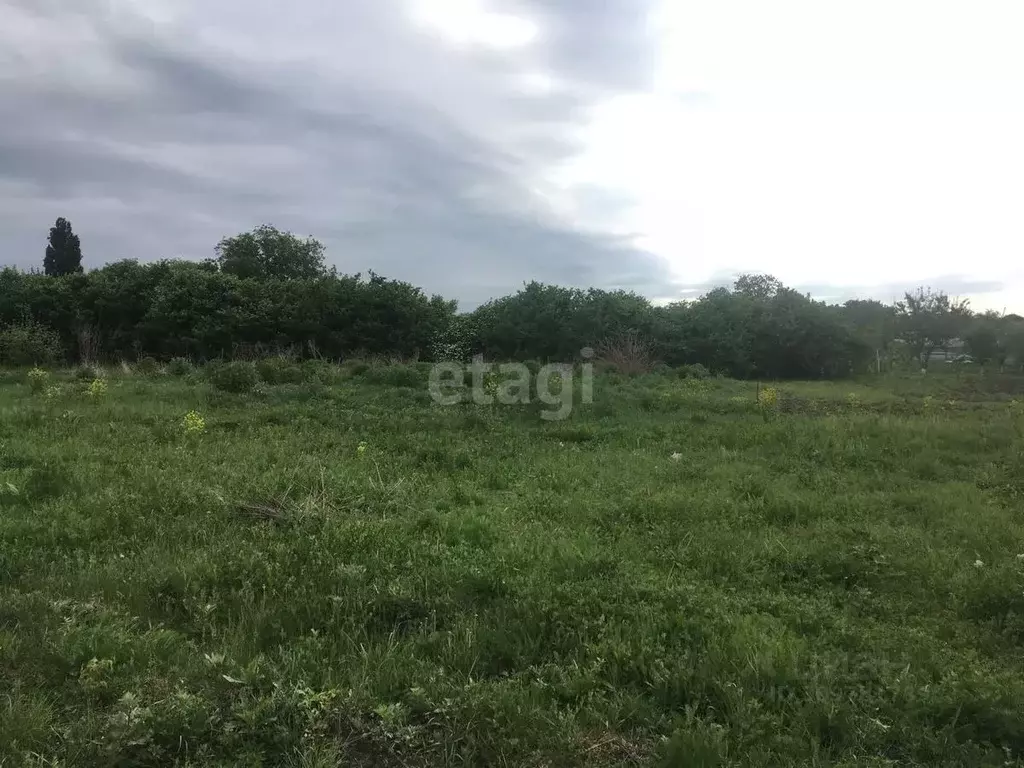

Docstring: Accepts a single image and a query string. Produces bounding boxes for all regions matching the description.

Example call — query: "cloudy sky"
[2,0,1023,310]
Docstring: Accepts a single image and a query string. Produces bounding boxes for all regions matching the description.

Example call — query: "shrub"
[75,365,98,380]
[27,367,49,393]
[167,357,193,376]
[0,322,63,367]
[343,361,371,377]
[596,330,655,375]
[680,363,711,380]
[256,357,304,385]
[299,359,337,384]
[135,356,160,376]
[208,361,258,393]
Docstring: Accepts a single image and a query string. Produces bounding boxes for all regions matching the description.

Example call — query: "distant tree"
[734,273,784,300]
[215,224,327,280]
[894,287,971,367]
[964,325,999,366]
[43,217,83,276]
[842,299,897,372]
[1004,321,1024,371]
[963,311,1005,367]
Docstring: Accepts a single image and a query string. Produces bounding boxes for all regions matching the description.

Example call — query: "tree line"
[3,217,1023,377]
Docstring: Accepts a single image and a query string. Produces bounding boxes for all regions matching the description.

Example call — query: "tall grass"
[1,366,1022,766]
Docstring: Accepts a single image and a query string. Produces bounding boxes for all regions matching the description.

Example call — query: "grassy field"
[2,363,1024,767]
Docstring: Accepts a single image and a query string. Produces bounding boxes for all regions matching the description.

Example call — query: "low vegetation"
[2,364,1023,766]
[5,222,1024,379]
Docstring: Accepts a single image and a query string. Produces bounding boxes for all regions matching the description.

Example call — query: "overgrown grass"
[1,367,1023,766]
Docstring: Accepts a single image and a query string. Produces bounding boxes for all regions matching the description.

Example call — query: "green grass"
[1,366,1024,766]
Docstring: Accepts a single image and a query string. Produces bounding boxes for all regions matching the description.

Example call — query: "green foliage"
[653,280,870,379]
[2,369,1024,765]
[0,262,455,364]
[208,361,259,393]
[0,261,996,382]
[362,363,427,389]
[134,357,159,376]
[214,224,327,280]
[43,216,83,276]
[895,287,972,367]
[679,362,710,379]
[0,321,63,366]
[26,367,49,393]
[166,357,194,376]
[75,364,98,380]
[469,282,654,361]
[255,357,304,385]
[841,299,897,370]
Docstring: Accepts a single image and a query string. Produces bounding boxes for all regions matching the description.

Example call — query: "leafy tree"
[215,224,327,280]
[469,282,653,361]
[734,273,784,300]
[842,299,896,372]
[1003,321,1024,372]
[43,217,83,276]
[964,312,1004,367]
[894,288,971,367]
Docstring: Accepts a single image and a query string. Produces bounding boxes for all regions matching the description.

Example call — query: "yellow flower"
[87,378,107,398]
[357,441,368,456]
[757,386,778,409]
[846,392,861,408]
[27,367,49,392]
[181,410,206,434]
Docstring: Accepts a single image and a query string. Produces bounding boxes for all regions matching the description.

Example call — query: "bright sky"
[424,0,1024,310]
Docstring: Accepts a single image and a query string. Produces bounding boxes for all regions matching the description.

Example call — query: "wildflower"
[357,441,368,456]
[757,386,778,409]
[922,395,935,411]
[846,392,861,407]
[87,378,107,398]
[1016,553,1024,560]
[181,410,206,434]
[44,385,62,400]
[27,367,49,393]
[670,452,683,461]
[974,559,985,568]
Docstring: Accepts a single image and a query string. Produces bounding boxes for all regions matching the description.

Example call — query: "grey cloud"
[0,0,674,306]
[519,0,657,91]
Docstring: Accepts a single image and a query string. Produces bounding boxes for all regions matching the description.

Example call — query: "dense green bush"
[0,321,63,366]
[298,359,337,384]
[166,357,193,376]
[208,361,259,393]
[0,263,905,380]
[680,362,711,380]
[256,357,304,385]
[342,361,371,377]
[135,356,160,376]
[0,263,455,363]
